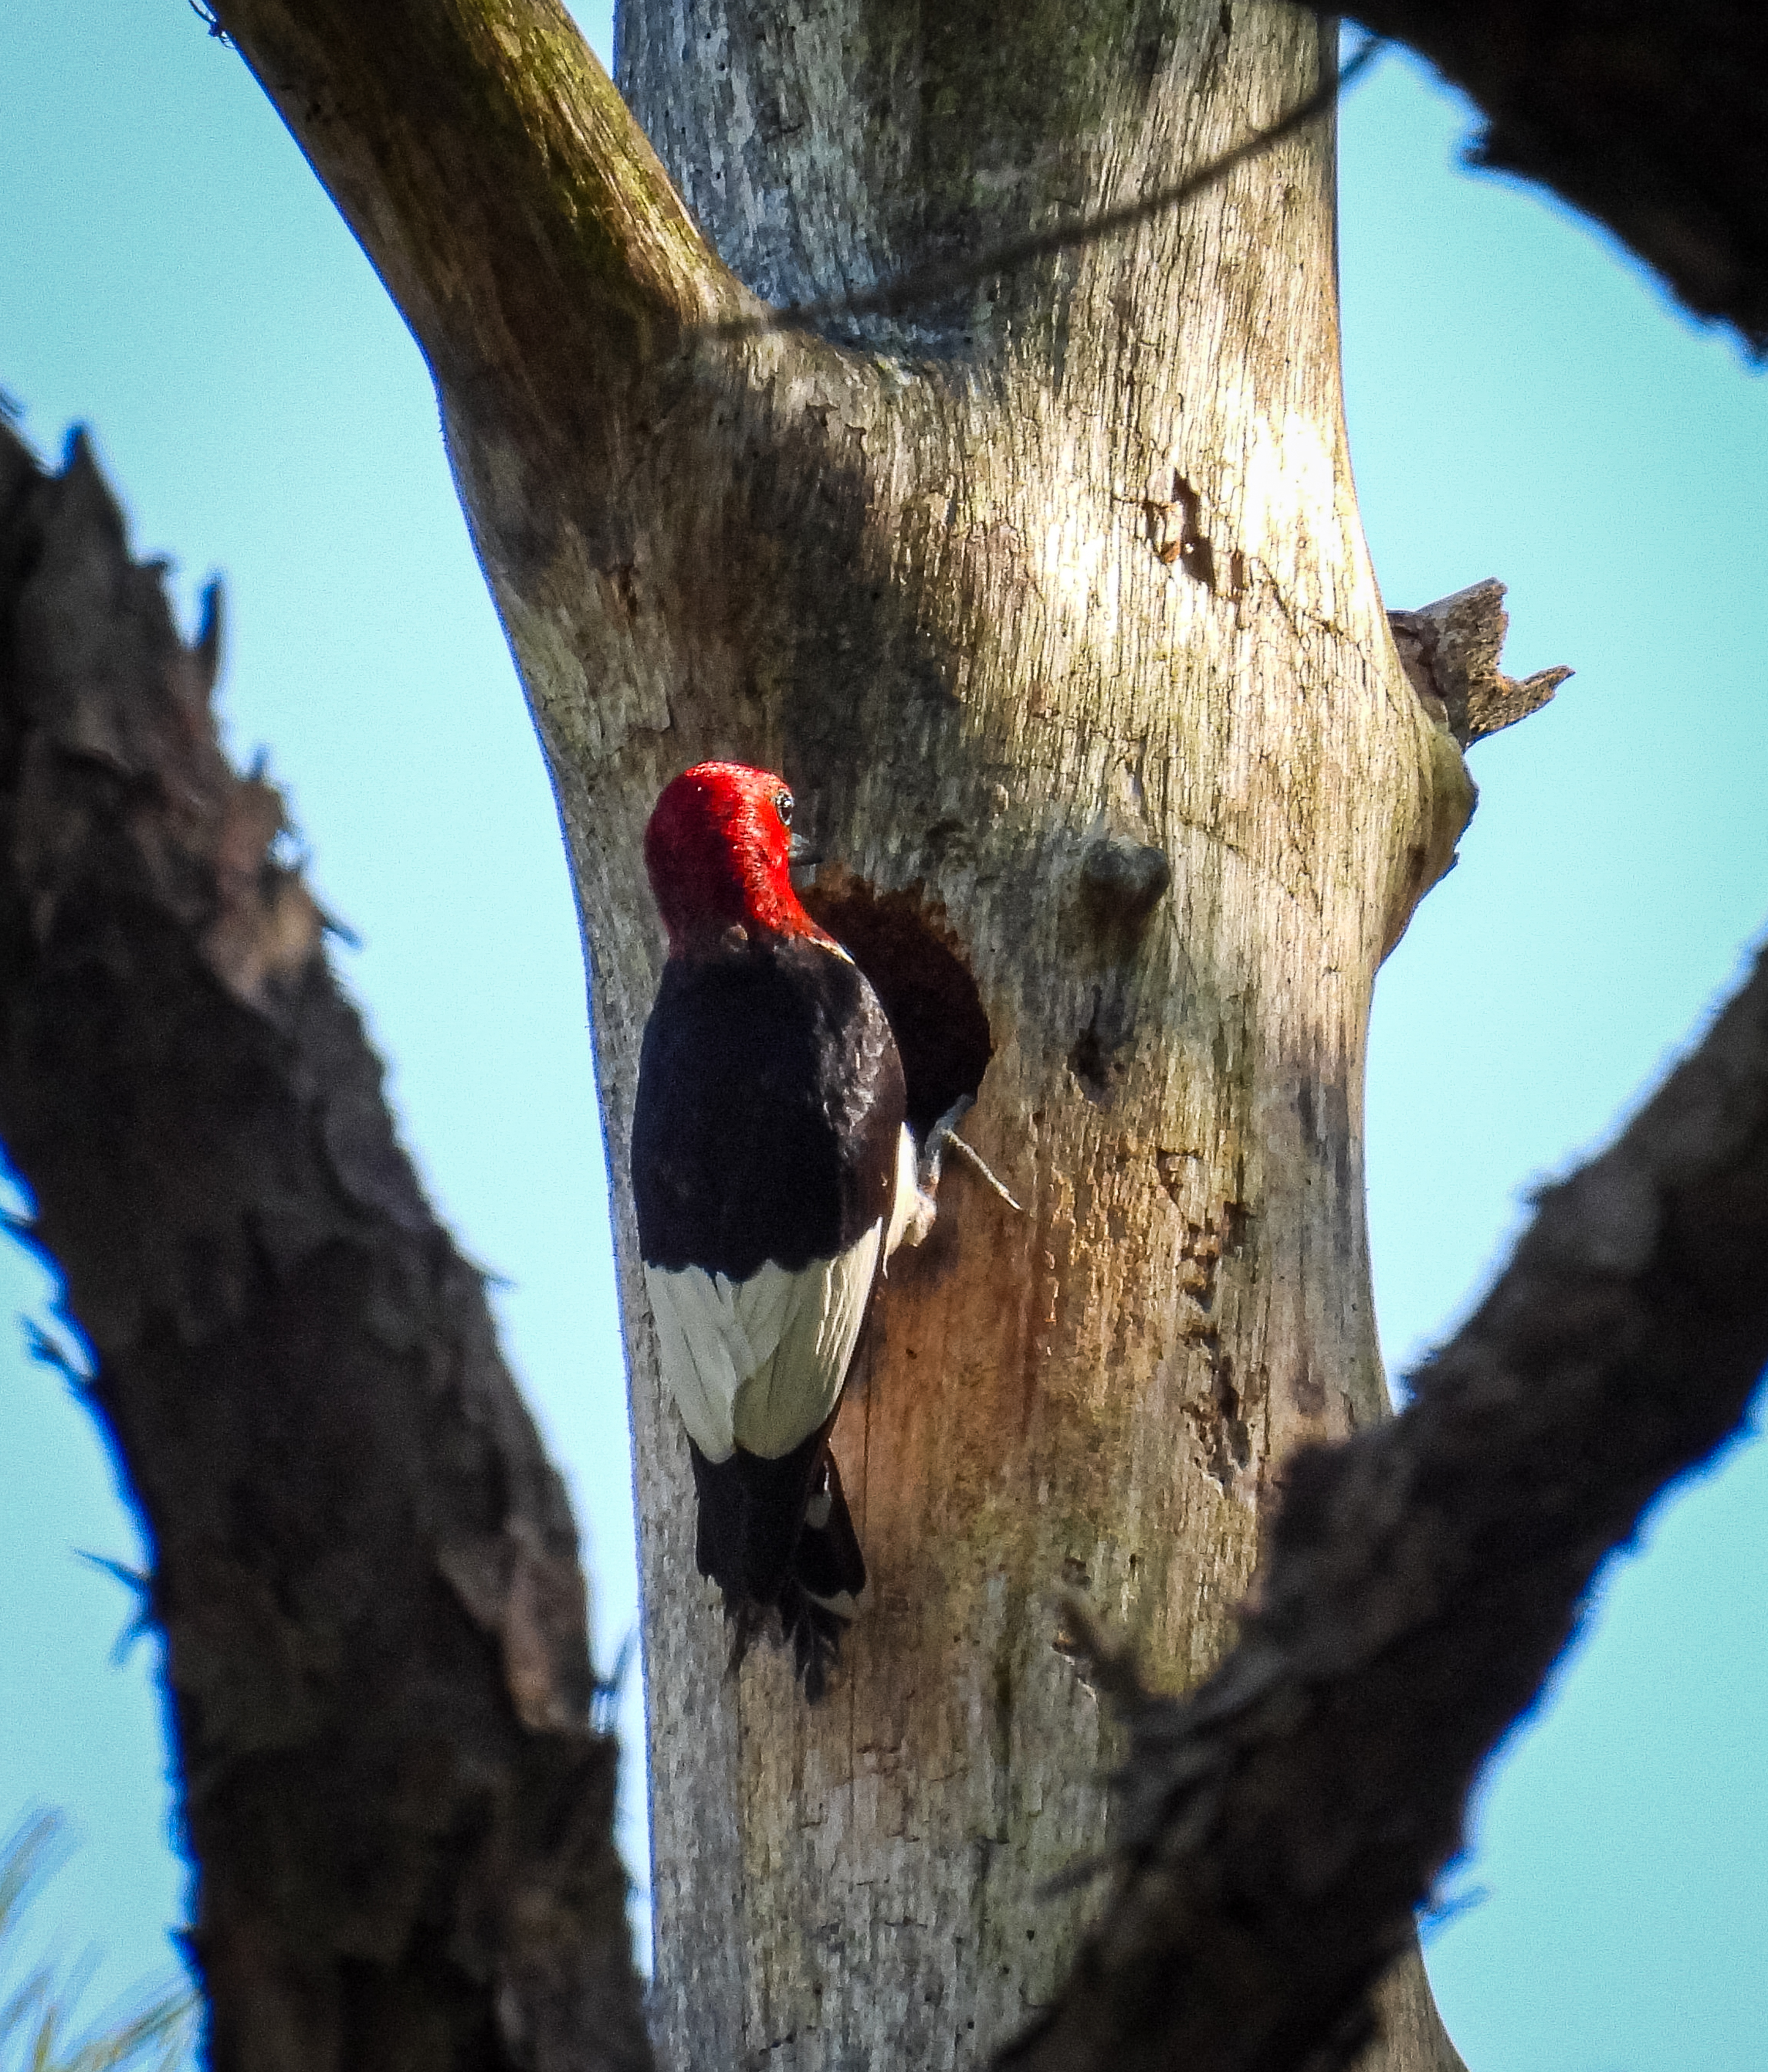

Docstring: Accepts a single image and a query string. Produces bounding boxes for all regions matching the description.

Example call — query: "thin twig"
[704,35,1384,340]
[945,1132,1025,1214]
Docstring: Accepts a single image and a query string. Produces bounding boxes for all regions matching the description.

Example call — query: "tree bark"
[607,14,1466,2067]
[204,0,1474,2064]
[1004,936,1768,2071]
[0,425,650,2072]
[203,2,1476,2066]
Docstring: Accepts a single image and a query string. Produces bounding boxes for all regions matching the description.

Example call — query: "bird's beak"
[789,831,822,869]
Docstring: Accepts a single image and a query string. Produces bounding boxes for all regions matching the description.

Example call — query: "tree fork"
[205,1,1475,2065]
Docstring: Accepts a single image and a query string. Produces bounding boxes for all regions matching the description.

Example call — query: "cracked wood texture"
[204,1,1473,2066]
[0,426,650,2071]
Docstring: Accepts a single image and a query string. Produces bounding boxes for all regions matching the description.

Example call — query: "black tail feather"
[792,1448,865,1603]
[689,1429,865,1702]
[778,1581,850,1704]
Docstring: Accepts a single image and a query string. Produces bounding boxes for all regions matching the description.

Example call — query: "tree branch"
[1390,580,1571,749]
[0,423,652,2070]
[1310,1,1768,352]
[1004,937,1768,2072]
[209,0,747,440]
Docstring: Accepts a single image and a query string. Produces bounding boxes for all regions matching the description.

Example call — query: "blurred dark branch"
[0,423,650,2072]
[1007,941,1768,2071]
[1309,1,1768,352]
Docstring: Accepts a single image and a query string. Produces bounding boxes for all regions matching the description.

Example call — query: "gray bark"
[608,8,1465,2066]
[1004,936,1768,2070]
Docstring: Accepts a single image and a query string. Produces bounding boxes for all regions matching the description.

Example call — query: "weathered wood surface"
[1005,933,1768,2069]
[615,11,1466,2064]
[205,2,1472,2066]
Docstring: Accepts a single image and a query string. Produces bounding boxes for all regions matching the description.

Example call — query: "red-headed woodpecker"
[632,761,936,1701]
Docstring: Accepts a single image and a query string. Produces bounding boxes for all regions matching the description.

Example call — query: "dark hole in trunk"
[802,875,991,1141]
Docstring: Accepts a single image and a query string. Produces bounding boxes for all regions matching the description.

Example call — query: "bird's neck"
[664,871,835,958]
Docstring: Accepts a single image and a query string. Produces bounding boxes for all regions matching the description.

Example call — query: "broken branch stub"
[1389,578,1572,748]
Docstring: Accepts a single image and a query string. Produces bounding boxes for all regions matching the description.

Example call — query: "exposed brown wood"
[1390,581,1572,748]
[0,424,650,2072]
[1001,934,1768,2072]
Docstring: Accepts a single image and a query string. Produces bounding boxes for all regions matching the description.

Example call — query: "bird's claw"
[917,1095,1025,1214]
[916,1095,971,1196]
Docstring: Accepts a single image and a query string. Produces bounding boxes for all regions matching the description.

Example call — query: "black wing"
[632,934,904,1279]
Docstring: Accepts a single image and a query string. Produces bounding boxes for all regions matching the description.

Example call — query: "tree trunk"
[203,1,1472,2065]
[1001,930,1768,2070]
[606,8,1466,2066]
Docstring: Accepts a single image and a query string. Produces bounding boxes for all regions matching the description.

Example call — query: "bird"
[631,759,958,1701]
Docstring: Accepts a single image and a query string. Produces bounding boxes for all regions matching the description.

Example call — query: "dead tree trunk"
[202,1,1471,2065]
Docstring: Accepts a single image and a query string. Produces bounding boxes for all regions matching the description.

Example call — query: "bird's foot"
[916,1096,1025,1214]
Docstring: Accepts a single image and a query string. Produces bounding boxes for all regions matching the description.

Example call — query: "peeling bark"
[1002,938,1768,2072]
[0,425,650,2072]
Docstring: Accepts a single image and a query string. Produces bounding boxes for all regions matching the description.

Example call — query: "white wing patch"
[884,1121,930,1260]
[645,1221,884,1464]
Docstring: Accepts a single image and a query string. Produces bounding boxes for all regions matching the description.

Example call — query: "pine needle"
[0,1815,196,2072]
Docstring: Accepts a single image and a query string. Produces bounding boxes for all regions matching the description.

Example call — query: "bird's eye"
[774,791,794,828]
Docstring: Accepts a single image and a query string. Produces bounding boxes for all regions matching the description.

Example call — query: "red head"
[644,761,831,955]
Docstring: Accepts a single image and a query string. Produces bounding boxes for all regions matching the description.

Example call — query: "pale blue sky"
[2,6,1764,2064]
